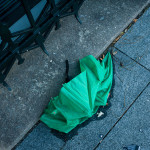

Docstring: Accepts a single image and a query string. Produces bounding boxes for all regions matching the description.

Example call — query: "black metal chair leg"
[35,35,49,56]
[0,56,17,91]
[75,11,82,24]
[0,0,85,89]
[55,19,61,30]
[72,1,82,24]
[3,81,12,91]
[0,41,7,50]
[16,53,25,65]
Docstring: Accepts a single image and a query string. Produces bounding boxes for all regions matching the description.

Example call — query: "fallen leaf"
[133,19,138,23]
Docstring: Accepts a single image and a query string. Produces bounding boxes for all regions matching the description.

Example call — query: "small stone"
[97,111,104,117]
[50,60,53,62]
[100,134,103,138]
[18,97,22,100]
[113,51,117,55]
[100,16,105,21]
[139,129,142,132]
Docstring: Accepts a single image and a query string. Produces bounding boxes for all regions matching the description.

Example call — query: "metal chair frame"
[0,0,85,90]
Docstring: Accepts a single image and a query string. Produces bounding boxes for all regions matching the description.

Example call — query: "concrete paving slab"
[60,49,150,150]
[115,7,150,70]
[15,123,65,150]
[98,85,150,150]
[0,0,150,149]
[16,50,150,150]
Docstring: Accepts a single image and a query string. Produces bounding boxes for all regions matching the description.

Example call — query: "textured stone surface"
[98,85,150,150]
[0,0,149,150]
[15,123,65,150]
[61,49,150,150]
[16,50,150,150]
[115,7,150,70]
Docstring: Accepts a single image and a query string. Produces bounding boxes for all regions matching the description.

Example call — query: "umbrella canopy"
[40,52,113,133]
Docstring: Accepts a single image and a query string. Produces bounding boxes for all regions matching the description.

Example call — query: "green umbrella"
[40,52,113,133]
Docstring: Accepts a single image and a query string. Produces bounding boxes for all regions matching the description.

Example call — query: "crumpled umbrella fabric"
[40,52,113,133]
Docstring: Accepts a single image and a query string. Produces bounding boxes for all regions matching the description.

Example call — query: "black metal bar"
[11,28,34,37]
[47,0,56,9]
[2,57,16,79]
[20,44,39,54]
[35,2,49,25]
[0,0,85,89]
[20,0,36,27]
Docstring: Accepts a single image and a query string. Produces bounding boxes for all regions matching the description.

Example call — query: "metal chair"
[0,0,85,90]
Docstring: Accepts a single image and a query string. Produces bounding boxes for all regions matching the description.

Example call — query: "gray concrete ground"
[15,4,150,150]
[0,0,150,150]
[99,85,150,150]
